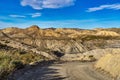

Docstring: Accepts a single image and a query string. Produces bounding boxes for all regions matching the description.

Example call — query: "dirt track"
[9,62,112,80]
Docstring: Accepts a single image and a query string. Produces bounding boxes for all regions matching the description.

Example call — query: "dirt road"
[9,62,112,80]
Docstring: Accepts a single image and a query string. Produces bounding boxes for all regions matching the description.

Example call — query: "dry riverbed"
[9,61,112,80]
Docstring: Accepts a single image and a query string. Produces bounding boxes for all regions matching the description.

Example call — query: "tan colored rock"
[95,53,120,79]
[26,25,39,31]
[96,31,119,36]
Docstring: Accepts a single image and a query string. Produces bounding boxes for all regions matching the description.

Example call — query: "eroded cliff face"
[0,26,120,59]
[95,53,120,79]
[31,39,87,54]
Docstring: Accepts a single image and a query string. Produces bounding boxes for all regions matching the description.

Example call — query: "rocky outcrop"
[96,31,119,36]
[26,25,40,31]
[0,39,57,59]
[61,48,120,61]
[0,32,57,60]
[30,39,88,54]
[83,48,120,59]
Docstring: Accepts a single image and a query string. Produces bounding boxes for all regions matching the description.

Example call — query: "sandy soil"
[9,62,112,80]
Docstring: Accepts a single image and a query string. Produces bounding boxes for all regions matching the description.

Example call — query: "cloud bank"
[87,4,120,12]
[21,0,76,10]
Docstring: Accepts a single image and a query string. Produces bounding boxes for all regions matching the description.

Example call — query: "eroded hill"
[0,26,120,80]
[0,26,120,59]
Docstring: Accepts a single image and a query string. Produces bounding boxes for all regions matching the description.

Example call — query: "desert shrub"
[19,50,26,54]
[10,60,24,69]
[88,55,96,62]
[0,47,44,80]
[5,40,10,43]
[0,54,13,80]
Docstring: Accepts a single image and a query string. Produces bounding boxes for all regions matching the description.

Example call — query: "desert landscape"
[0,0,120,80]
[0,26,120,80]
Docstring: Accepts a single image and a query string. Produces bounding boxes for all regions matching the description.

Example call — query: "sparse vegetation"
[0,44,44,80]
[0,27,119,80]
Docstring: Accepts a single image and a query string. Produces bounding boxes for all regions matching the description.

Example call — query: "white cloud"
[30,13,42,18]
[21,0,76,10]
[9,15,26,18]
[9,13,42,18]
[87,4,120,12]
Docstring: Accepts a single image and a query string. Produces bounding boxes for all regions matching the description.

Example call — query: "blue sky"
[0,0,120,29]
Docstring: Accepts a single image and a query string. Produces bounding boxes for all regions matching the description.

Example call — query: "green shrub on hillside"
[0,49,44,80]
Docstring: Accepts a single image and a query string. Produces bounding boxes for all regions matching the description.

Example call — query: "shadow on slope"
[9,61,67,80]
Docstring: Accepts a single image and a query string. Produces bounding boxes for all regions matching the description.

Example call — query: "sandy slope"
[9,62,111,80]
[95,53,120,79]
